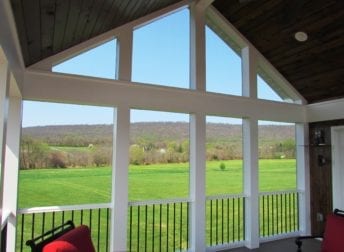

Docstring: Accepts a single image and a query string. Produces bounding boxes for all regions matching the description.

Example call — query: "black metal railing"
[206,195,245,246]
[259,190,299,237]
[17,204,111,252]
[128,199,190,251]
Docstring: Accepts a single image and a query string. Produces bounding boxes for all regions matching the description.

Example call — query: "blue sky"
[23,9,282,127]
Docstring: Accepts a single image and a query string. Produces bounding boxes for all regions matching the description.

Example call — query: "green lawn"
[18,159,296,208]
[17,159,297,251]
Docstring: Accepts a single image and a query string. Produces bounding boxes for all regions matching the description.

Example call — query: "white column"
[110,27,132,252]
[242,46,257,98]
[190,3,206,91]
[189,113,206,252]
[242,45,259,248]
[296,123,311,235]
[243,118,259,249]
[115,29,133,82]
[189,3,207,251]
[3,95,22,252]
[0,61,9,215]
[110,106,130,252]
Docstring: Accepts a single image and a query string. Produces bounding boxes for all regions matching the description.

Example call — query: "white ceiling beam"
[307,98,344,122]
[23,70,306,123]
[29,0,192,71]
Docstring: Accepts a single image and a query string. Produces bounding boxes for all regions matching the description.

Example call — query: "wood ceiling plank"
[108,0,134,27]
[81,0,106,40]
[62,0,83,49]
[99,0,130,34]
[87,0,115,39]
[52,0,70,53]
[73,0,96,44]
[22,0,41,65]
[40,0,56,58]
[10,0,30,65]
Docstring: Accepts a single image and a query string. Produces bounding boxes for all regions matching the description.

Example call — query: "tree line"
[20,123,296,169]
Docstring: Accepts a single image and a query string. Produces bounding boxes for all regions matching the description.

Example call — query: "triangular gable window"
[53,39,117,80]
[257,75,284,102]
[206,26,242,96]
[132,9,190,88]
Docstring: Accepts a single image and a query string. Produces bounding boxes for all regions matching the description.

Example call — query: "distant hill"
[22,122,295,146]
[21,123,296,168]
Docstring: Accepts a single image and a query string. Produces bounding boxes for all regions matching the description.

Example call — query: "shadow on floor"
[219,238,321,252]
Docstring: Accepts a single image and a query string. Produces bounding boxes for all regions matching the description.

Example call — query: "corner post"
[296,123,310,235]
[3,92,22,252]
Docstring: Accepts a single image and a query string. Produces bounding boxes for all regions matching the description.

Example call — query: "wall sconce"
[318,155,326,166]
[314,129,325,145]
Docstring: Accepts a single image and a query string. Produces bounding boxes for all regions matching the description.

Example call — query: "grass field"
[17,159,296,251]
[18,159,296,208]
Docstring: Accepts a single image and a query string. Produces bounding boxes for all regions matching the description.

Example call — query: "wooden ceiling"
[213,0,344,103]
[9,0,344,104]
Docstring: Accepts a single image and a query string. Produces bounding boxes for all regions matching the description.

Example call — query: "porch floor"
[220,238,321,252]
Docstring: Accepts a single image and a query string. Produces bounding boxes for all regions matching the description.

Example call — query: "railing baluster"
[210,199,212,245]
[145,205,148,252]
[221,199,224,244]
[97,208,101,252]
[187,202,189,249]
[62,211,65,229]
[173,203,176,251]
[227,198,229,243]
[80,209,83,225]
[137,206,140,252]
[20,213,24,252]
[237,197,240,241]
[106,208,109,252]
[129,206,133,252]
[89,209,92,232]
[166,203,169,251]
[159,204,162,252]
[31,213,35,240]
[262,195,265,236]
[42,212,46,237]
[243,198,245,240]
[272,194,274,235]
[215,199,218,244]
[289,193,291,232]
[232,198,235,242]
[152,204,155,252]
[295,192,300,230]
[179,202,182,250]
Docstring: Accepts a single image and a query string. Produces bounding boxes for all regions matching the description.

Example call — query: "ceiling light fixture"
[294,31,308,42]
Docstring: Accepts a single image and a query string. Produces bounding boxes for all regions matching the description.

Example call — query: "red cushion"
[322,213,344,252]
[43,225,95,252]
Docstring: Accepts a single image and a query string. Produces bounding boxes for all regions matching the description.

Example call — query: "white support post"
[190,3,206,91]
[110,27,132,252]
[115,29,133,82]
[189,4,207,252]
[0,60,9,215]
[243,118,259,249]
[242,46,257,98]
[110,106,130,252]
[189,113,206,252]
[3,94,22,252]
[296,123,311,235]
[242,45,259,248]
